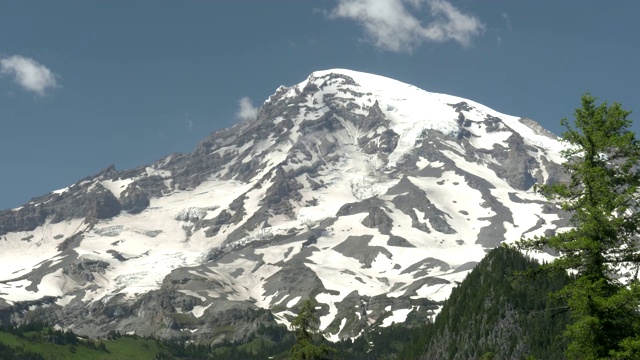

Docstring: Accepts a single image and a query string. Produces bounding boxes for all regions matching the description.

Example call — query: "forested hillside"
[399,246,569,360]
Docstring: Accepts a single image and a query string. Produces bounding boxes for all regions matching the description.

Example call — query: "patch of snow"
[191,303,212,318]
[178,290,207,301]
[273,310,297,329]
[325,317,347,342]
[380,307,414,327]
[286,296,302,308]
[52,186,70,195]
[144,166,171,178]
[100,178,135,198]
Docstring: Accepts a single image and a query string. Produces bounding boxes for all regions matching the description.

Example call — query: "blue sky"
[1,1,639,210]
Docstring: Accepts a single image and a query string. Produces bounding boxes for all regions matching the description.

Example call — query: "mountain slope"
[0,69,568,341]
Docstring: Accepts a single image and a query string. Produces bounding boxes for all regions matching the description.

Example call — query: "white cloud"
[0,55,58,95]
[236,96,258,121]
[328,0,484,52]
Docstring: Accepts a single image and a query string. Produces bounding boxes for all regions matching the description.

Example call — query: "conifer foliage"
[289,299,336,360]
[517,94,640,359]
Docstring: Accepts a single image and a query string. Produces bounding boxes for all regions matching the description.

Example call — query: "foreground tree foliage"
[289,299,336,360]
[517,94,640,359]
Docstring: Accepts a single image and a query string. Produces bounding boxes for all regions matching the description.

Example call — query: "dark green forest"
[401,246,569,360]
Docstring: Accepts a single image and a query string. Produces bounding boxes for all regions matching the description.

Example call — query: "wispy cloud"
[501,12,512,32]
[236,97,258,121]
[327,0,484,53]
[0,55,58,95]
[182,112,194,131]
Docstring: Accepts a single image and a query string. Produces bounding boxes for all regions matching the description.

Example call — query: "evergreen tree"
[289,299,336,360]
[516,94,640,359]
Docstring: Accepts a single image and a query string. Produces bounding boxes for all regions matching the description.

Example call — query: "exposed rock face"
[0,205,49,236]
[63,259,110,285]
[361,207,393,233]
[488,133,537,191]
[88,186,122,220]
[119,183,150,214]
[0,69,569,342]
[333,235,393,268]
[0,184,126,237]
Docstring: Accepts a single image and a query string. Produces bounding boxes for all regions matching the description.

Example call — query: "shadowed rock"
[361,207,393,233]
[333,235,392,268]
[119,183,150,214]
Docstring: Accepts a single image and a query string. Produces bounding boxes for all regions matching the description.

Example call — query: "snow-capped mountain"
[0,69,568,342]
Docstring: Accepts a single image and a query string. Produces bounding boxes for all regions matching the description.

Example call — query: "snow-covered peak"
[0,69,571,342]
[275,69,565,168]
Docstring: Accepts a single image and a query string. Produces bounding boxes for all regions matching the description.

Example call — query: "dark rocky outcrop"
[388,176,456,235]
[119,183,150,214]
[333,235,393,268]
[62,259,110,285]
[361,207,393,233]
[487,132,538,191]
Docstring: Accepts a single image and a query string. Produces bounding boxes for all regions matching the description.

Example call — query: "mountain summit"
[0,69,568,341]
